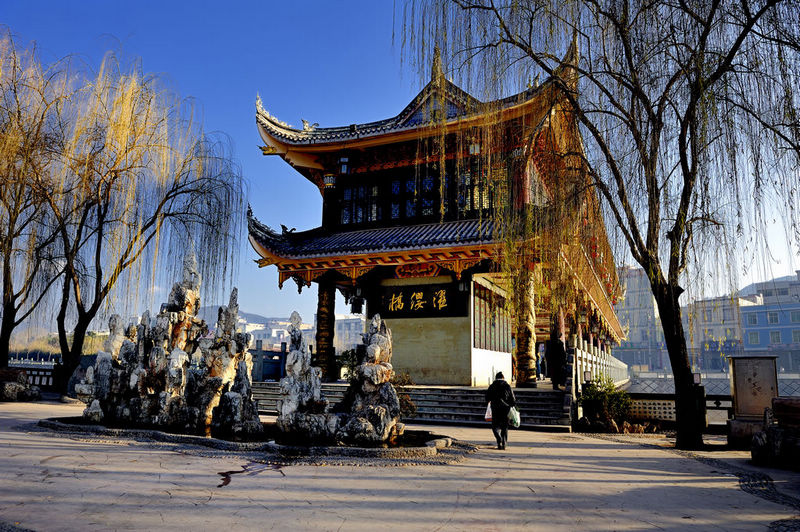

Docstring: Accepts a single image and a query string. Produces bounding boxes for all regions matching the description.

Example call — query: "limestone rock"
[1,381,26,401]
[276,312,330,434]
[276,313,401,445]
[103,314,127,360]
[0,369,40,402]
[752,401,800,470]
[335,314,401,444]
[0,368,28,386]
[76,250,262,438]
[85,399,104,422]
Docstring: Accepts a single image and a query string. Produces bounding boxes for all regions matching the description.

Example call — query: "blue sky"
[2,0,423,321]
[2,1,798,323]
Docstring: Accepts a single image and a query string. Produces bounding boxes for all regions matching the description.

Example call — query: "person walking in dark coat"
[545,332,567,390]
[485,372,516,450]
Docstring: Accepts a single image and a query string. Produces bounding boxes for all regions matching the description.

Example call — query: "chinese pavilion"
[248,45,624,386]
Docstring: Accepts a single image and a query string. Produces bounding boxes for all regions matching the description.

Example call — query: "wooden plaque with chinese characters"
[370,283,468,318]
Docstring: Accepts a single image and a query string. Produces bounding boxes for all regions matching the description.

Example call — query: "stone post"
[314,276,337,382]
[727,354,778,447]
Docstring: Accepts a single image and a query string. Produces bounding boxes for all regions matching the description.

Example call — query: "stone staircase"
[252,381,571,432]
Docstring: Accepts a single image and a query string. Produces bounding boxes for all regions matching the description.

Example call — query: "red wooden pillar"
[314,276,337,382]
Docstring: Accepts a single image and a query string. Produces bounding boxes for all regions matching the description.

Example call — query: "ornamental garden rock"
[75,253,262,439]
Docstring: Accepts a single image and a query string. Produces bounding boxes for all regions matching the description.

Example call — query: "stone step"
[410,411,571,428]
[252,381,570,432]
[407,409,567,422]
[252,390,562,407]
[253,399,562,418]
[253,382,562,394]
[411,419,572,432]
[252,383,563,401]
[252,390,562,406]
[411,400,562,410]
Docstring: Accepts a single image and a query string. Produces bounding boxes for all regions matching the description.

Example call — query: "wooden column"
[314,276,337,382]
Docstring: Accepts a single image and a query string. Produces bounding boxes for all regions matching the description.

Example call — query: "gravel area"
[29,418,478,467]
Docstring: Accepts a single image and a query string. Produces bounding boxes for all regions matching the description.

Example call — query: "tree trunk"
[1,249,15,368]
[514,271,537,387]
[54,277,72,395]
[0,301,16,368]
[515,321,536,386]
[55,312,92,396]
[652,280,704,450]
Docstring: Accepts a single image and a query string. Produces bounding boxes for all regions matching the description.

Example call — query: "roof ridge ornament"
[555,30,580,92]
[431,45,443,85]
[260,145,279,155]
[255,92,294,129]
[255,92,265,114]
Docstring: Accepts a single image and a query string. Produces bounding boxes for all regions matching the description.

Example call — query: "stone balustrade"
[570,335,629,392]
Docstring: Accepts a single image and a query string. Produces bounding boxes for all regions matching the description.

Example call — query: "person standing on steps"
[485,372,516,450]
[545,330,567,390]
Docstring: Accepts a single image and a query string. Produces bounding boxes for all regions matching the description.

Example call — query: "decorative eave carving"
[268,246,495,290]
[560,244,625,344]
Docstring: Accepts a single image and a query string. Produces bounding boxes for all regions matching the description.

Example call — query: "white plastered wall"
[470,274,513,386]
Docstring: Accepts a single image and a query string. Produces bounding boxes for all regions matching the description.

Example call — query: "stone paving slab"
[1,401,799,531]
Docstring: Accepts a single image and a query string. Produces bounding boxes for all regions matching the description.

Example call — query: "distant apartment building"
[614,266,669,372]
[683,294,761,371]
[740,270,800,372]
[248,313,363,356]
[743,271,800,304]
[326,314,365,354]
[249,325,290,348]
[249,318,314,351]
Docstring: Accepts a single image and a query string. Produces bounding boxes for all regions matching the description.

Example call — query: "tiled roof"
[255,78,544,146]
[248,209,496,259]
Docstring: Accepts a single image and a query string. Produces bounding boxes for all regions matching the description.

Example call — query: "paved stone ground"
[1,400,799,531]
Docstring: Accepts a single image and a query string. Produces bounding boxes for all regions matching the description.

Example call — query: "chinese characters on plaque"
[377,284,465,318]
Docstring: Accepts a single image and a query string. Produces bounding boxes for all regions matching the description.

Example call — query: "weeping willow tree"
[402,1,800,449]
[409,46,603,388]
[37,55,244,393]
[0,36,67,367]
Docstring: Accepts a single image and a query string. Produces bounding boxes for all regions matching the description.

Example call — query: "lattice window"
[421,197,435,217]
[405,198,416,218]
[458,172,472,215]
[457,162,491,217]
[628,399,676,421]
[339,183,380,226]
[404,178,417,218]
[340,187,352,225]
[390,179,401,220]
[353,186,365,223]
[368,185,380,222]
[473,282,511,353]
[421,174,436,216]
